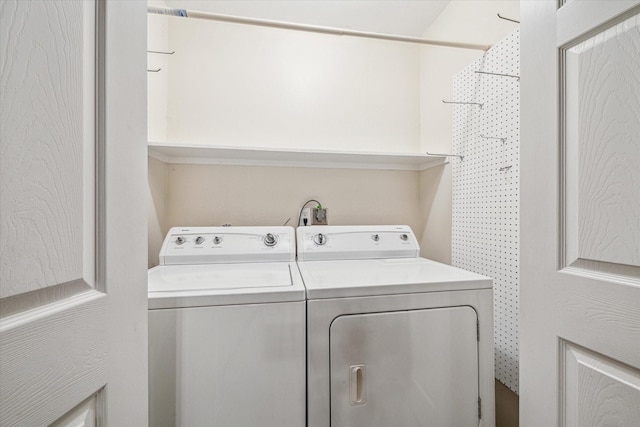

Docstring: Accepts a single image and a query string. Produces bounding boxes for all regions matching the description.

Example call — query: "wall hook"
[442,100,483,108]
[497,13,520,24]
[475,70,520,81]
[480,135,507,143]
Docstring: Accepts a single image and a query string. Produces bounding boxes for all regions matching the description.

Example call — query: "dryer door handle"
[349,364,366,406]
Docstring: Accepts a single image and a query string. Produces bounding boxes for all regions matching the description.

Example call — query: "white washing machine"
[148,226,305,427]
[297,225,495,427]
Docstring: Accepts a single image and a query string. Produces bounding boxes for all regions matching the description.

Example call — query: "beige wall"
[148,161,423,267]
[418,0,520,264]
[418,164,451,263]
[148,157,168,267]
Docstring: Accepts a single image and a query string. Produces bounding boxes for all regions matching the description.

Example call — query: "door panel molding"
[0,0,109,313]
[0,0,99,300]
[50,394,99,427]
[560,340,640,427]
[557,1,639,47]
[94,0,106,295]
[560,264,640,288]
[555,284,640,368]
[559,11,640,281]
[0,290,107,426]
[0,280,93,319]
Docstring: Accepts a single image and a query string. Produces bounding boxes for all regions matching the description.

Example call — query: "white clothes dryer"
[148,226,305,427]
[297,225,495,427]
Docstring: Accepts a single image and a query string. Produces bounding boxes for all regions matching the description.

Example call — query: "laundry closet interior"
[146,0,521,426]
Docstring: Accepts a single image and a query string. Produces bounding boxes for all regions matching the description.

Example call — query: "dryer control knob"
[400,234,408,241]
[175,236,186,245]
[264,233,278,247]
[195,236,204,245]
[372,234,380,242]
[213,236,222,245]
[313,233,327,246]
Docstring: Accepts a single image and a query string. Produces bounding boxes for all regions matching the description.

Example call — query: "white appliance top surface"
[297,257,492,299]
[148,262,305,309]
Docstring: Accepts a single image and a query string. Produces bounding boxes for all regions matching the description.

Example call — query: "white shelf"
[148,143,446,171]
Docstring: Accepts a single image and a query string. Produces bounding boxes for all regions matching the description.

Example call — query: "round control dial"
[313,233,327,246]
[175,236,186,245]
[213,236,222,245]
[400,234,408,241]
[372,234,380,242]
[264,233,278,247]
[195,236,204,245]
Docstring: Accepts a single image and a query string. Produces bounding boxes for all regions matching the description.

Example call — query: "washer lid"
[297,258,492,299]
[148,262,305,308]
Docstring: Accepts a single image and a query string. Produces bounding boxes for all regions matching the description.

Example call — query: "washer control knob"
[400,234,408,241]
[264,233,278,247]
[313,233,327,246]
[195,236,204,245]
[372,234,380,242]
[175,236,186,245]
[213,236,222,245]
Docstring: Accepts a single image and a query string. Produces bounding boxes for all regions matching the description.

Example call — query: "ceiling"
[165,1,451,37]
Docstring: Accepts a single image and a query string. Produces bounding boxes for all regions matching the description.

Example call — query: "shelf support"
[426,151,463,161]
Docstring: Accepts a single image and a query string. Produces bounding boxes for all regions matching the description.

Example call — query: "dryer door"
[330,306,479,427]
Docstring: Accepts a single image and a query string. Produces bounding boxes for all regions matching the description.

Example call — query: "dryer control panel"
[160,226,295,265]
[297,225,419,261]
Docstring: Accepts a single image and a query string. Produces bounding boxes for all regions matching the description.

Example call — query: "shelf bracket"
[426,151,463,161]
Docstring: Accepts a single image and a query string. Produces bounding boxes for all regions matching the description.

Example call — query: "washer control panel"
[297,225,420,261]
[160,226,295,265]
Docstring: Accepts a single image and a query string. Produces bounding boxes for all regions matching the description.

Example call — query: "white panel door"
[0,1,148,425]
[520,1,640,426]
[330,307,479,427]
